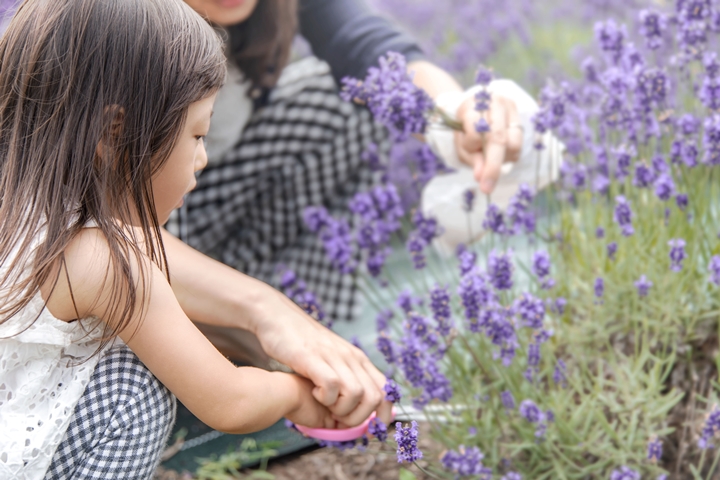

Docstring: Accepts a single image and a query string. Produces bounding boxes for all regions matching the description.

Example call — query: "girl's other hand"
[285,375,336,429]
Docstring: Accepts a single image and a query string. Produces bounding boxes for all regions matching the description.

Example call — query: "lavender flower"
[501,390,516,410]
[377,335,396,364]
[634,275,653,297]
[395,421,423,463]
[340,52,433,142]
[532,250,551,278]
[483,203,506,234]
[441,446,490,477]
[607,242,618,260]
[458,272,495,329]
[527,343,540,367]
[519,399,545,423]
[430,285,453,336]
[554,297,567,315]
[676,193,689,211]
[700,407,720,449]
[654,173,676,201]
[614,195,634,236]
[303,206,329,233]
[594,277,604,299]
[639,10,666,50]
[458,248,477,276]
[668,238,687,272]
[376,309,393,333]
[553,360,567,387]
[488,250,514,290]
[384,379,402,403]
[514,293,545,329]
[368,418,387,442]
[406,231,427,269]
[647,437,662,462]
[361,142,384,172]
[610,466,641,480]
[596,227,605,239]
[501,473,522,480]
[709,256,720,285]
[595,19,626,65]
[633,163,655,188]
[463,189,476,212]
[475,65,493,86]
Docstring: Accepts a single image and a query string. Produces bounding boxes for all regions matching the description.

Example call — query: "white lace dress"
[0,232,107,479]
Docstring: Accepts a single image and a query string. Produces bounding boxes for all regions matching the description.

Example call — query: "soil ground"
[155,422,438,480]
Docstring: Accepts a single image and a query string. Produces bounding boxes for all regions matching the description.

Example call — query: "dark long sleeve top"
[298,0,424,84]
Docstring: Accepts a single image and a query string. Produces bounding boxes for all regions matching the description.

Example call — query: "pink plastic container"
[294,407,396,442]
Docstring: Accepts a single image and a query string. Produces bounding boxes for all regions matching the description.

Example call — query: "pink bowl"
[294,407,396,442]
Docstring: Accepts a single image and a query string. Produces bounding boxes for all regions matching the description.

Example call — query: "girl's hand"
[285,375,336,429]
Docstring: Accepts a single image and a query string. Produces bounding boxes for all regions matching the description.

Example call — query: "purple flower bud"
[634,275,653,297]
[532,250,551,278]
[514,293,545,329]
[668,238,687,272]
[610,466,640,480]
[395,421,423,463]
[527,343,540,367]
[303,206,330,233]
[639,10,666,50]
[519,399,546,424]
[384,379,402,403]
[501,390,516,410]
[501,473,522,480]
[368,418,387,442]
[429,285,453,336]
[474,89,491,112]
[594,277,604,299]
[677,113,700,136]
[553,360,567,387]
[488,250,514,290]
[633,163,655,188]
[607,242,618,261]
[376,309,393,332]
[596,227,605,239]
[699,407,720,449]
[647,437,662,462]
[406,231,427,270]
[709,256,720,285]
[483,204,506,234]
[377,335,396,364]
[614,196,634,236]
[676,194,689,211]
[463,189,476,212]
[654,173,676,201]
[475,65,494,86]
[441,445,488,477]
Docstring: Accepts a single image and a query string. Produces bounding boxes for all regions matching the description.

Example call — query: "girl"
[0,0,362,478]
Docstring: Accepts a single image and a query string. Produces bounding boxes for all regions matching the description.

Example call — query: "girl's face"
[184,0,259,26]
[151,94,216,224]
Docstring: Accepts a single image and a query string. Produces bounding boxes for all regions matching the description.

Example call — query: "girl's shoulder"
[41,225,154,323]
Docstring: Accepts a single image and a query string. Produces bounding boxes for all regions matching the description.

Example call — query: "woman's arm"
[159,228,390,428]
[44,228,336,433]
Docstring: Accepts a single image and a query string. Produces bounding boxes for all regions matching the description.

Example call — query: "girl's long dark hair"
[0,0,226,350]
[225,0,298,90]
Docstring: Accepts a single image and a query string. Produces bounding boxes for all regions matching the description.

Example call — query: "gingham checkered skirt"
[44,345,176,479]
[166,58,388,322]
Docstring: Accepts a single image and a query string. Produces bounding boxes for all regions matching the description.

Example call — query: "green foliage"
[195,439,281,480]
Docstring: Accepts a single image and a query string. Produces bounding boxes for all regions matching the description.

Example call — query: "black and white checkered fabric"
[45,345,176,480]
[166,58,388,322]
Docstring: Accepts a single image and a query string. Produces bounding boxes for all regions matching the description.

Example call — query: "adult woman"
[173,0,524,320]
[159,0,526,427]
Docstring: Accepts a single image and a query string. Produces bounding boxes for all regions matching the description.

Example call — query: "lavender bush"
[285,0,720,478]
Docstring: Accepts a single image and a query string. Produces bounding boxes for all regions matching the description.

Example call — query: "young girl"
[0,0,343,478]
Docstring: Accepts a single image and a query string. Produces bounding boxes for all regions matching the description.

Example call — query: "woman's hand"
[284,375,337,429]
[454,94,524,194]
[254,293,393,428]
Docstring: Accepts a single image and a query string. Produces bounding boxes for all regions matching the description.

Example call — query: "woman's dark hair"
[0,0,226,350]
[226,0,298,90]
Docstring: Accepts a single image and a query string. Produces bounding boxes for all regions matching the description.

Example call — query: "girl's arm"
[160,228,390,429]
[43,228,335,433]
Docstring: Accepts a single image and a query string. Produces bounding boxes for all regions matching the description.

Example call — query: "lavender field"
[283,0,720,478]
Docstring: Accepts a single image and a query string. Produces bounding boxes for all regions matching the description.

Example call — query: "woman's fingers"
[329,357,382,427]
[456,94,523,193]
